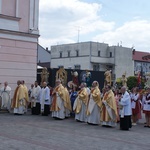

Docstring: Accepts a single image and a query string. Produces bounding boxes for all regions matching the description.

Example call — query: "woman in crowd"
[142,88,150,128]
[70,86,78,117]
[130,87,141,125]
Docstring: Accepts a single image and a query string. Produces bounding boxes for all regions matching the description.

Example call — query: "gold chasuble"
[51,84,71,111]
[74,87,88,114]
[100,90,118,122]
[22,85,29,102]
[12,85,25,108]
[64,87,72,111]
[87,86,101,115]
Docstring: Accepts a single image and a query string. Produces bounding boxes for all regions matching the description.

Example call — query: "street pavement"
[0,112,149,150]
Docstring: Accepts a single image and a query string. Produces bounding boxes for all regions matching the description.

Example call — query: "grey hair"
[121,86,126,91]
[93,81,99,87]
[81,82,86,87]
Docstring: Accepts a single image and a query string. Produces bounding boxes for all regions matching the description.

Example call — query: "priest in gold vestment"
[87,81,101,125]
[51,80,71,119]
[12,80,25,115]
[21,80,29,112]
[64,87,72,117]
[101,85,118,127]
[21,81,29,102]
[73,83,88,122]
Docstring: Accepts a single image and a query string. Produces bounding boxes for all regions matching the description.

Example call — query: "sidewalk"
[0,112,149,150]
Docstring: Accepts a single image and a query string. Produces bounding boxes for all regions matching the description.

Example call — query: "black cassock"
[120,115,132,130]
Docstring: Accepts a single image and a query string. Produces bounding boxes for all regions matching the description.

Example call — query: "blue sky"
[92,0,150,24]
[39,0,150,52]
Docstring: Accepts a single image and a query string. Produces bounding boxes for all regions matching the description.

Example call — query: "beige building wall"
[113,46,134,79]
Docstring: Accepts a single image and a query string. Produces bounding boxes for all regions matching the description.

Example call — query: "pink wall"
[0,38,37,95]
[2,0,16,16]
[1,0,30,32]
[0,0,39,96]
[18,0,30,32]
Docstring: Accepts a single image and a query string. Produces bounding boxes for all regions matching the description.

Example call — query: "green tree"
[116,78,122,88]
[127,76,137,90]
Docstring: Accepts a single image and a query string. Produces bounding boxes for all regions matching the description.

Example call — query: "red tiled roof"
[132,51,150,62]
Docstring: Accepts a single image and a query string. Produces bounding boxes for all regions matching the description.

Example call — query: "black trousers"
[32,103,41,115]
[41,104,50,116]
[120,115,132,130]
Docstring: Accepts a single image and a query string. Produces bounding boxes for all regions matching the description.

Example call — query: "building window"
[74,64,81,70]
[93,64,100,71]
[68,66,72,69]
[98,51,101,57]
[60,52,62,58]
[110,52,112,57]
[58,65,64,68]
[68,51,70,57]
[76,50,79,57]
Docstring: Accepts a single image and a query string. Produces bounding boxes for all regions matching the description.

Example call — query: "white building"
[51,42,134,79]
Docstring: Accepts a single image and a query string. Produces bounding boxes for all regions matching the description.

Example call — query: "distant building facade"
[37,44,51,68]
[133,51,150,76]
[51,42,134,79]
[0,0,39,93]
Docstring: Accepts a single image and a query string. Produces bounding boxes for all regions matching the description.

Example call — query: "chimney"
[132,49,135,55]
[46,47,48,51]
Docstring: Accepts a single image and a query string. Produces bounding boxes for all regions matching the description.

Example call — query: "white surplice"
[31,85,41,107]
[87,95,100,124]
[40,87,50,112]
[51,92,65,119]
[0,86,11,110]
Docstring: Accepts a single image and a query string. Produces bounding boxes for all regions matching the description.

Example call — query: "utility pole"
[75,26,82,43]
[77,28,80,43]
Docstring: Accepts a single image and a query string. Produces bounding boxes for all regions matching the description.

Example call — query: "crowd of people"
[0,79,150,131]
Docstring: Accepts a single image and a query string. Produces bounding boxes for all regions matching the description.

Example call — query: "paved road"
[0,112,149,150]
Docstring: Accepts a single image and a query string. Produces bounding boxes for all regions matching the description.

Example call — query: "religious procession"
[0,67,150,132]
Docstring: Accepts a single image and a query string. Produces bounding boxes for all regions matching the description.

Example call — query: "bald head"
[80,82,86,88]
[92,81,99,88]
[121,86,126,94]
[42,82,47,87]
[55,79,61,86]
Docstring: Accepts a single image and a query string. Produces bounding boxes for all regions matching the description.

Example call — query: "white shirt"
[40,86,50,105]
[119,91,132,116]
[143,94,150,111]
[130,93,139,109]
[31,85,41,103]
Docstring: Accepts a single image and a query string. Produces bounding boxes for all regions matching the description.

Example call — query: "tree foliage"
[116,78,122,88]
[127,76,137,90]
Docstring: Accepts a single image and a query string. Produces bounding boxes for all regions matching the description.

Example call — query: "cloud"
[39,38,75,49]
[93,20,150,51]
[39,0,150,52]
[39,0,115,48]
